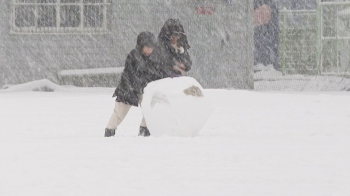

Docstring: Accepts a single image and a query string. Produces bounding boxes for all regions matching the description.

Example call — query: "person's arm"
[148,46,171,78]
[122,51,143,94]
[171,34,192,73]
[173,62,186,75]
[112,53,133,98]
[180,50,192,71]
[173,50,192,74]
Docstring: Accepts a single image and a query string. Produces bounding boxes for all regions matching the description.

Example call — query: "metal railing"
[279,0,350,76]
[279,9,317,74]
[318,0,350,75]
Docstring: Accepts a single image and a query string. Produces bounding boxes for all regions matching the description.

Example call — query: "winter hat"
[136,31,157,50]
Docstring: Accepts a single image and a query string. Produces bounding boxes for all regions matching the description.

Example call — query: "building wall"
[0,1,118,87]
[0,0,254,89]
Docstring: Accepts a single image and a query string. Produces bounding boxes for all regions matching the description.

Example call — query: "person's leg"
[140,117,147,127]
[105,101,132,137]
[254,27,270,66]
[138,95,150,137]
[270,33,280,70]
[107,101,132,129]
[255,30,280,70]
[138,117,150,137]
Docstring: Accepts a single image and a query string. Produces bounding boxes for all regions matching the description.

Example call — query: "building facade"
[0,0,254,89]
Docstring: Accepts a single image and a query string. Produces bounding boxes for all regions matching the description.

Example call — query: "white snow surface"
[1,81,350,195]
[254,64,350,91]
[141,77,214,137]
[58,67,124,76]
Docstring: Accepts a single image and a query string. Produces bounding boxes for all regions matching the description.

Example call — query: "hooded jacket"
[113,31,161,106]
[150,18,192,77]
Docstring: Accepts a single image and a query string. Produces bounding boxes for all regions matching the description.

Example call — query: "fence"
[318,0,350,76]
[279,9,317,74]
[279,0,350,76]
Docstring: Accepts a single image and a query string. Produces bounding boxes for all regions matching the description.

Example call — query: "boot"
[104,128,115,137]
[138,126,150,137]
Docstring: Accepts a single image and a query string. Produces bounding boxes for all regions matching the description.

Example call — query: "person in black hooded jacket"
[150,18,192,78]
[105,31,161,137]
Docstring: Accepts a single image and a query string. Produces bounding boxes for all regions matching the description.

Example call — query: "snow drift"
[1,79,63,92]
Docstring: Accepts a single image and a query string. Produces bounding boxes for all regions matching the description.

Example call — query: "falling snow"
[1,0,350,195]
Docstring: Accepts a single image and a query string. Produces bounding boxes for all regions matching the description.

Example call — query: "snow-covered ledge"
[57,67,124,87]
[58,67,124,78]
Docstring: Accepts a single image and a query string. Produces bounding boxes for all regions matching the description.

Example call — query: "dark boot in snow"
[104,128,115,137]
[139,126,150,137]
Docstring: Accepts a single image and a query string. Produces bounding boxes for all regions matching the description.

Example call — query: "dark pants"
[254,23,280,70]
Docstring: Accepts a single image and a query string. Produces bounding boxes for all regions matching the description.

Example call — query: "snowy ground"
[254,64,350,91]
[1,80,350,195]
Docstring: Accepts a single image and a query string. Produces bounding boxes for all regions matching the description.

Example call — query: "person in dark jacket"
[105,31,160,137]
[150,18,192,77]
[254,0,280,71]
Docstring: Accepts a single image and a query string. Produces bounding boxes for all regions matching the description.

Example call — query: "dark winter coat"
[113,32,161,107]
[254,0,280,69]
[150,19,192,78]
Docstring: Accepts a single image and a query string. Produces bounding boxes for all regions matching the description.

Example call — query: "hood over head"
[136,31,157,51]
[158,18,190,49]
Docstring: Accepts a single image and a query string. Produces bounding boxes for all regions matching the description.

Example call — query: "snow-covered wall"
[0,0,254,89]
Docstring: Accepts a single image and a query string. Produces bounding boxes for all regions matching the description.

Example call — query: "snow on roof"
[58,67,124,77]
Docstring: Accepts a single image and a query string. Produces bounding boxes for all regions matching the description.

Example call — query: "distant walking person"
[254,0,280,71]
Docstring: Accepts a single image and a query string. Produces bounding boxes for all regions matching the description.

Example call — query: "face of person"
[142,46,154,56]
[170,35,180,45]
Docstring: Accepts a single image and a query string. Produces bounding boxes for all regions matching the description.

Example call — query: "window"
[12,0,110,33]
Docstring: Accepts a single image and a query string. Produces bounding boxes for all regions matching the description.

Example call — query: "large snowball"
[141,77,213,137]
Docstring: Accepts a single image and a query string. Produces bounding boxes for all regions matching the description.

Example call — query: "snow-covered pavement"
[254,64,350,91]
[1,84,350,195]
